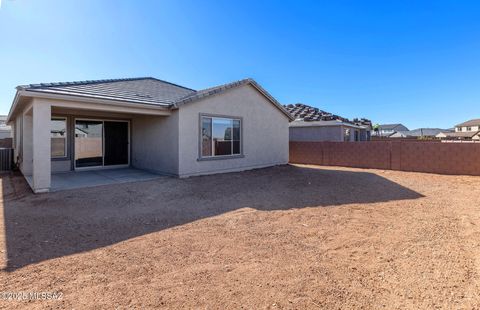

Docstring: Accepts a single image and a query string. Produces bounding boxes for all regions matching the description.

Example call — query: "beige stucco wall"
[177,84,290,177]
[456,125,480,132]
[10,85,289,190]
[131,113,179,175]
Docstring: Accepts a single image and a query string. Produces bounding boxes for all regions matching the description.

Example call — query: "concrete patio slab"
[26,168,164,192]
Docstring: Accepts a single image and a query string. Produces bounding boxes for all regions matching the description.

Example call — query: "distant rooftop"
[456,119,480,127]
[440,131,480,138]
[283,103,372,128]
[378,123,409,131]
[290,119,367,129]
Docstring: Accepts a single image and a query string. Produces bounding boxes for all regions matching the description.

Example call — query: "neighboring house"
[436,119,480,141]
[374,124,409,137]
[284,103,372,142]
[454,119,480,133]
[389,128,447,139]
[436,131,480,141]
[7,77,293,193]
[0,115,12,139]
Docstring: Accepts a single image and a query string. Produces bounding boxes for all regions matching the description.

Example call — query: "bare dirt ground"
[1,164,480,309]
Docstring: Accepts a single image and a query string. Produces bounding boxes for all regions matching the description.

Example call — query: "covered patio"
[11,90,172,193]
[25,168,164,192]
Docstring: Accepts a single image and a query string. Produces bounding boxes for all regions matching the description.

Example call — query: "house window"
[344,128,351,141]
[201,116,241,158]
[467,127,472,132]
[51,118,67,158]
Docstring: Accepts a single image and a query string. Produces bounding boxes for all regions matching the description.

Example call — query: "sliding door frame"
[74,118,130,171]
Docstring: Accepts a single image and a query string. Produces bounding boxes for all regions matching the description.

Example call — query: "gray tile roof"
[407,128,449,137]
[290,119,366,129]
[378,124,409,131]
[17,77,195,106]
[15,77,293,119]
[391,128,448,138]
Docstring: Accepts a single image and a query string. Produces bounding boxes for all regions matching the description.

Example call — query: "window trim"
[51,117,68,159]
[198,113,244,161]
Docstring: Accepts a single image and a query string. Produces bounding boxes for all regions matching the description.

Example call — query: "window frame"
[344,128,351,142]
[198,114,244,161]
[51,117,68,159]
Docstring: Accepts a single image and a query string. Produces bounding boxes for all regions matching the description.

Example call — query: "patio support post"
[31,99,51,193]
[22,108,33,176]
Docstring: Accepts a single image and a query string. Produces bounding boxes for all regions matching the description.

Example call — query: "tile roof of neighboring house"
[439,131,480,138]
[378,123,409,131]
[13,77,293,120]
[290,120,366,129]
[456,119,480,127]
[283,103,371,128]
[395,128,448,137]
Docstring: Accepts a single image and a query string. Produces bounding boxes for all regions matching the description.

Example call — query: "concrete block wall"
[290,141,480,176]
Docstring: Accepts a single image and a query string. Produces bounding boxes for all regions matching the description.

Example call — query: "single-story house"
[7,77,293,193]
[389,128,447,139]
[289,120,370,142]
[284,103,372,142]
[373,123,409,137]
[0,115,12,139]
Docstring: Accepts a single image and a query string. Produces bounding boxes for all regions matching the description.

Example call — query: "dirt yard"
[1,164,480,309]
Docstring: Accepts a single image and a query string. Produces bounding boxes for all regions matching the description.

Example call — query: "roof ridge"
[173,78,294,120]
[146,77,196,92]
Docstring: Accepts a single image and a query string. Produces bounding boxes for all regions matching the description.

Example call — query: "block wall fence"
[289,141,480,176]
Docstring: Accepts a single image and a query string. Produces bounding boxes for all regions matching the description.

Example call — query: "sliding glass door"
[75,119,129,169]
[75,120,103,168]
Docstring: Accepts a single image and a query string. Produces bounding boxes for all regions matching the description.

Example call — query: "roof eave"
[7,89,173,123]
[23,88,173,107]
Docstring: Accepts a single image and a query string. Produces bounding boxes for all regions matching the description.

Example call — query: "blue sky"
[0,0,479,129]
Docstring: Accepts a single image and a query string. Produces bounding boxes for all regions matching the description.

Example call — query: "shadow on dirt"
[1,165,423,270]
